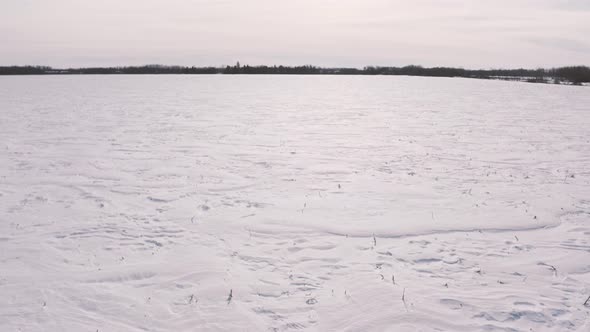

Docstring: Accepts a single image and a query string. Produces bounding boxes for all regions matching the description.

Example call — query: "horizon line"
[2,63,590,71]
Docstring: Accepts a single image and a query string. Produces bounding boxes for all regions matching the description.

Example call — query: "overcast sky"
[1,0,589,68]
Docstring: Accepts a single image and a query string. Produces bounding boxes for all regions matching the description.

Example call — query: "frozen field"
[1,75,589,331]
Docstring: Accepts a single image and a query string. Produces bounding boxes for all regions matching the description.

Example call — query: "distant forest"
[1,63,589,84]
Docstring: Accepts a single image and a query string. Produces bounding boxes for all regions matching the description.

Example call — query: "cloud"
[0,0,588,68]
[526,37,590,54]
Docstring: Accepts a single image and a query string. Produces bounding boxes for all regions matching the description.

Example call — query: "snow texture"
[1,75,589,331]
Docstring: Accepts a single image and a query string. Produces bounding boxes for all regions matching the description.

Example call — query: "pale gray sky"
[1,0,589,68]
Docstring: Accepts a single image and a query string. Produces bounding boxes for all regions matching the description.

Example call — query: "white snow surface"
[0,75,589,331]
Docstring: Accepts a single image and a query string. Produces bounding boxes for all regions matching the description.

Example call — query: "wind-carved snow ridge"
[0,75,589,331]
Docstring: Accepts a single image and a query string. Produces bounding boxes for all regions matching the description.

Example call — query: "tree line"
[1,63,589,84]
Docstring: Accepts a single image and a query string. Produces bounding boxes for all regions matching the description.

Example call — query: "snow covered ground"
[1,75,589,331]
